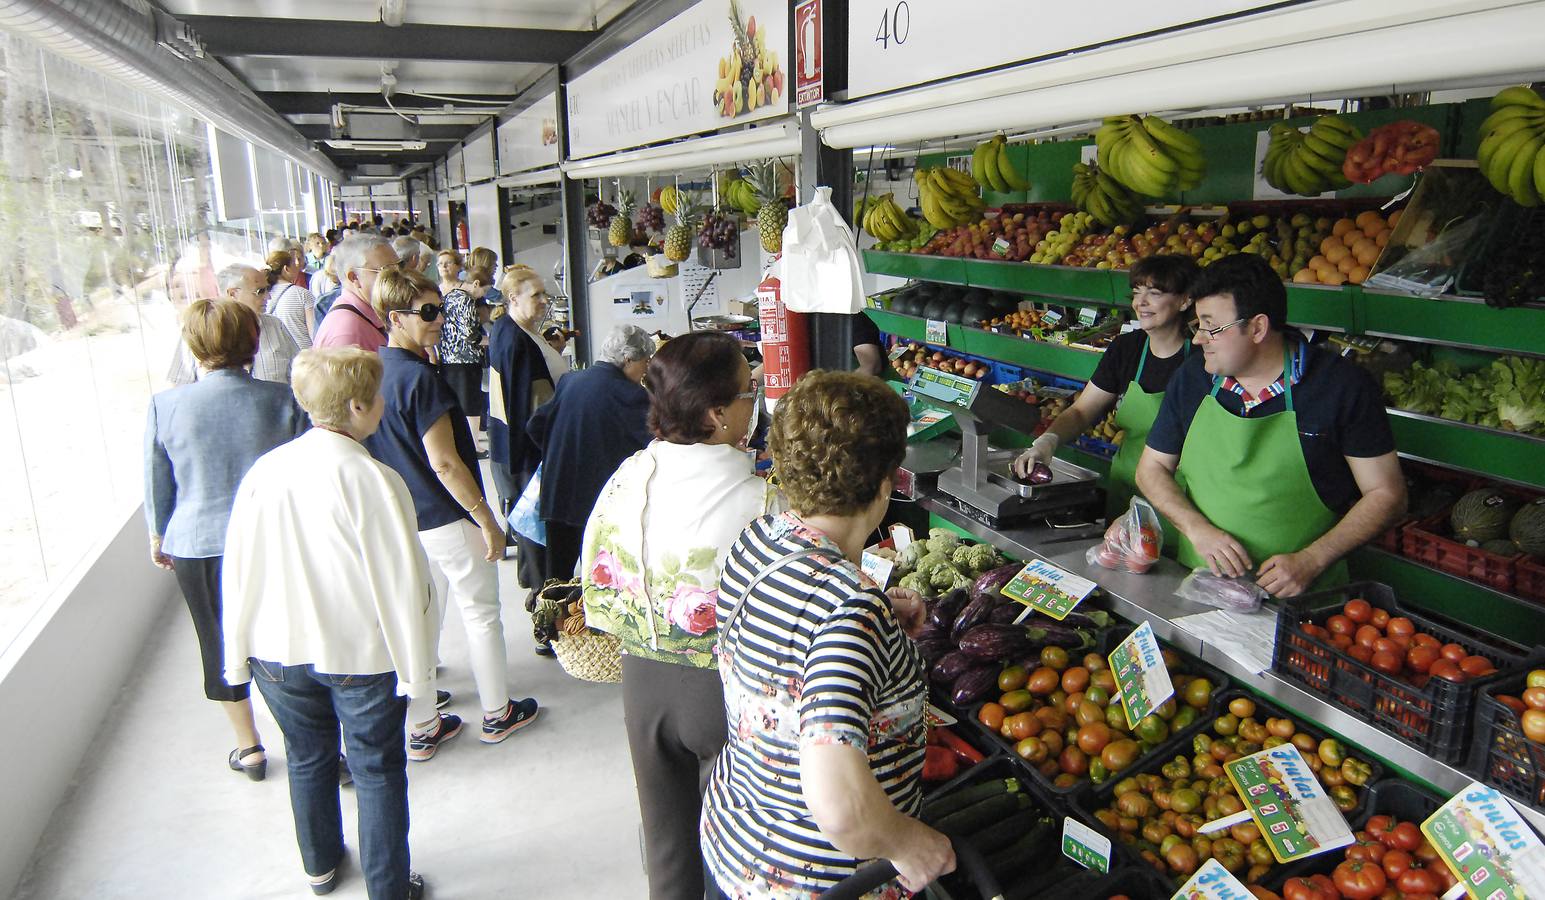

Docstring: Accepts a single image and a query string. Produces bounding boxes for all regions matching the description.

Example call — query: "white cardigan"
[222,428,437,699]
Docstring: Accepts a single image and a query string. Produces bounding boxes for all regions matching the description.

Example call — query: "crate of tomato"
[1272,581,1540,764]
[1466,665,1545,811]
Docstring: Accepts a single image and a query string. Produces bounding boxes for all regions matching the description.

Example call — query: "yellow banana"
[1482,123,1545,193]
[1141,116,1203,163]
[979,140,1008,192]
[919,189,953,229]
[1490,85,1545,111]
[1124,121,1179,176]
[995,137,1031,191]
[1506,134,1544,206]
[970,142,991,189]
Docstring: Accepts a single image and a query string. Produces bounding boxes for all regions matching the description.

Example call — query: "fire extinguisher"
[456,219,470,252]
[756,270,809,406]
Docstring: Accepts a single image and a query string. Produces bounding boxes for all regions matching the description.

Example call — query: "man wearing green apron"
[1013,255,1197,521]
[1136,255,1407,597]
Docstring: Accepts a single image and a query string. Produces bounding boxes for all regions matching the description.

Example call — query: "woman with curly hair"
[701,371,955,899]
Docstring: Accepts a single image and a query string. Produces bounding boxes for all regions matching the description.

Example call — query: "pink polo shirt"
[312,291,387,352]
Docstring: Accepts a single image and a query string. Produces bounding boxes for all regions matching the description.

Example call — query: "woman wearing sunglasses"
[366,267,539,762]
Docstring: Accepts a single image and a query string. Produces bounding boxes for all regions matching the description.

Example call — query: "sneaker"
[481,698,540,744]
[407,872,426,899]
[408,714,463,762]
[435,690,451,709]
[534,640,555,657]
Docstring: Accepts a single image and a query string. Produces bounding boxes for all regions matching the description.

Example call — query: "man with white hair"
[391,236,424,273]
[312,234,399,352]
[167,264,300,385]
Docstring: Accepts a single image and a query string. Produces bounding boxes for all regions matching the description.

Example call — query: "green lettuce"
[1492,356,1545,434]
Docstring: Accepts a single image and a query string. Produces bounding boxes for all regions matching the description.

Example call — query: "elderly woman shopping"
[701,371,956,899]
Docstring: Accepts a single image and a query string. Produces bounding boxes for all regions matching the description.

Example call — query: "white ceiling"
[158,0,637,31]
[225,57,545,96]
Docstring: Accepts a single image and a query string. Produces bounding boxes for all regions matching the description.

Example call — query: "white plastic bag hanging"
[776,186,865,314]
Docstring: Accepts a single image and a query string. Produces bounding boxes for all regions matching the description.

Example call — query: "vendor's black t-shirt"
[1146,342,1396,513]
[852,310,882,349]
[1089,328,1191,396]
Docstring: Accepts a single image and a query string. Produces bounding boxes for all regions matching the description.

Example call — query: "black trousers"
[622,655,727,900]
[170,555,249,702]
[542,520,584,584]
[492,461,547,591]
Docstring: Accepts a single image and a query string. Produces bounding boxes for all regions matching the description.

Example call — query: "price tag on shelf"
[887,341,911,362]
[908,365,980,408]
[991,235,1011,257]
[925,318,948,345]
[1108,622,1174,729]
[1001,559,1097,621]
[1078,307,1099,327]
[1169,858,1252,899]
[1421,782,1545,900]
[1061,818,1110,873]
[1223,744,1354,864]
[1042,308,1063,326]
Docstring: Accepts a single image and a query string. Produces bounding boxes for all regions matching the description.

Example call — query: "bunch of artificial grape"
[586,201,616,228]
[635,204,666,233]
[698,210,739,254]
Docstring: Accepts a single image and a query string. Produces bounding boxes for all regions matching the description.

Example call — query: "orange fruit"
[1375,228,1392,248]
[1388,209,1404,228]
[1318,269,1348,286]
[1319,236,1342,257]
[1332,218,1357,238]
[1325,243,1350,265]
[1292,268,1318,284]
[1355,210,1382,231]
[1337,255,1358,274]
[1348,265,1370,285]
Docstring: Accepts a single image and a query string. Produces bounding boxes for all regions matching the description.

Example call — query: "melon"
[1480,539,1521,557]
[1509,497,1545,559]
[1450,488,1517,544]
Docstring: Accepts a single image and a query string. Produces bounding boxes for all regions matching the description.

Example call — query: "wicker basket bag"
[533,581,622,684]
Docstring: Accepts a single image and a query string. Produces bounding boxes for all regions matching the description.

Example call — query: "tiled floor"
[13,553,647,900]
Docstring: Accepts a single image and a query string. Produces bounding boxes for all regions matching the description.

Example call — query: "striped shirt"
[166,313,299,386]
[265,281,316,350]
[702,513,926,900]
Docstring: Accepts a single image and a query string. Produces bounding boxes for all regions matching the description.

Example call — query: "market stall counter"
[920,497,1545,836]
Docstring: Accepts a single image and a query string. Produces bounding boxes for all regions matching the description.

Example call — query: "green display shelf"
[954,327,1102,381]
[1286,284,1358,332]
[864,250,965,284]
[866,308,927,342]
[1348,546,1545,646]
[1359,290,1545,358]
[1387,409,1545,492]
[963,258,1117,303]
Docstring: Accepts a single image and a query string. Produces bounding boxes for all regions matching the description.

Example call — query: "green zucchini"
[922,777,1019,822]
[967,808,1044,854]
[932,791,1028,835]
[985,819,1057,879]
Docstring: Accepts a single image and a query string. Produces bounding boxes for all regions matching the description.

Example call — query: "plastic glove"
[1011,432,1059,478]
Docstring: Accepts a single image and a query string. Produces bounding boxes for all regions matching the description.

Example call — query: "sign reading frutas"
[1223,744,1354,863]
[1421,782,1545,899]
[1000,559,1097,621]
[1170,858,1253,898]
[924,318,948,345]
[1107,622,1174,729]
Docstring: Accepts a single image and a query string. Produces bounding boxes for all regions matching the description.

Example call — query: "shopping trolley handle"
[818,832,1003,900]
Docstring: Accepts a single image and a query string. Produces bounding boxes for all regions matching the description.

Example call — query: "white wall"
[0,506,176,898]
[466,183,501,258]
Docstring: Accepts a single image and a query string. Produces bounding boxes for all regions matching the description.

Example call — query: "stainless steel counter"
[923,498,1545,832]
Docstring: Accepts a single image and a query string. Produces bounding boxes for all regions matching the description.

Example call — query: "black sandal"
[228,744,267,782]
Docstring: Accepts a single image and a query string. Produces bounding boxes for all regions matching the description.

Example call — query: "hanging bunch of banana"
[972,135,1031,193]
[861,193,919,242]
[1478,85,1545,206]
[1096,115,1206,196]
[1070,162,1144,227]
[1263,115,1360,196]
[915,166,985,229]
[659,185,681,217]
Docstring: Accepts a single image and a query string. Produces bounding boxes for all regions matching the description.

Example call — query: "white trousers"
[407,519,508,726]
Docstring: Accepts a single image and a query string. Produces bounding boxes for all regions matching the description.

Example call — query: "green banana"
[970,142,991,189]
[1478,115,1545,179]
[975,140,1005,192]
[1536,142,1545,200]
[1490,85,1545,111]
[1506,134,1544,206]
[1478,104,1545,139]
[1123,120,1179,175]
[995,137,1031,191]
[1142,115,1202,157]
[1309,116,1361,147]
[1482,124,1544,193]
[1301,132,1348,166]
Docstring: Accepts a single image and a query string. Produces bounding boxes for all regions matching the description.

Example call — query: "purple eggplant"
[989,602,1026,625]
[914,638,950,666]
[970,564,1022,604]
[931,650,976,685]
[958,624,1034,661]
[950,592,997,643]
[1027,624,1095,649]
[950,666,1000,705]
[927,588,969,633]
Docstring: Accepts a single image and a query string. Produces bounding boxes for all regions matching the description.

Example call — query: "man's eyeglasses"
[394,302,442,323]
[1195,317,1249,339]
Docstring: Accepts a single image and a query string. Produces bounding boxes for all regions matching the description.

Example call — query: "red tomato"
[1347,839,1387,864]
[1349,644,1374,664]
[1397,868,1442,893]
[1380,849,1412,878]
[1366,815,1396,847]
[1355,625,1382,648]
[1412,632,1441,648]
[1327,614,1356,636]
[1386,616,1415,638]
[1429,659,1466,682]
[1370,608,1390,629]
[1439,642,1466,662]
[1406,645,1440,674]
[1331,633,1355,651]
[1372,637,1401,656]
[1460,655,1497,678]
[1333,859,1388,899]
[1344,598,1372,624]
[1390,822,1422,852]
[1283,874,1341,900]
[1371,650,1402,676]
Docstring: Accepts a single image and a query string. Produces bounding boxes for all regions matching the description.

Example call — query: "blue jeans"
[250,660,411,900]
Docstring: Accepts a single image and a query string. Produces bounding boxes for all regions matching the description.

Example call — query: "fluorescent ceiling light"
[562,119,800,179]
[812,0,1545,148]
[324,139,428,151]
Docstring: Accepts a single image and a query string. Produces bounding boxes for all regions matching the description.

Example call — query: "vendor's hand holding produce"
[1090,499,1163,575]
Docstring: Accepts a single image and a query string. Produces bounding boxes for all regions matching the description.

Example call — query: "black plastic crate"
[1074,865,1175,900]
[1262,779,1447,890]
[1271,581,1536,764]
[1467,670,1545,811]
[922,715,1005,801]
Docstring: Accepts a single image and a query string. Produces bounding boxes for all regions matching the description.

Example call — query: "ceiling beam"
[181,16,594,64]
[259,91,512,115]
[326,154,444,167]
[294,124,468,141]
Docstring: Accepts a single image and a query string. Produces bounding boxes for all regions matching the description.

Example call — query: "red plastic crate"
[1517,557,1545,604]
[1402,511,1523,593]
[1375,518,1411,553]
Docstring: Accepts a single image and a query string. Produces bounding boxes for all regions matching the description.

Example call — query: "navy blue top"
[314,286,343,322]
[527,361,652,527]
[366,346,484,532]
[1146,342,1395,512]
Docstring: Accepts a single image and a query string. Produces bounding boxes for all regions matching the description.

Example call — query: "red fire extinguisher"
[456,219,470,252]
[756,270,809,403]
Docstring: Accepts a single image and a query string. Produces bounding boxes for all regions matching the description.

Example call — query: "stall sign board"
[566,0,790,159]
[1108,622,1173,729]
[1421,782,1545,900]
[1224,744,1354,864]
[1001,560,1096,622]
[794,0,823,107]
[847,1,1282,100]
[1170,858,1253,899]
[498,91,561,175]
[1061,817,1110,873]
[908,365,979,408]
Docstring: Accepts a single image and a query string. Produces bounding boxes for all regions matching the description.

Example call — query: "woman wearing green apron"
[1013,255,1198,520]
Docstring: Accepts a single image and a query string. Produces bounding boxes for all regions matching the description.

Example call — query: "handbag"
[511,464,546,546]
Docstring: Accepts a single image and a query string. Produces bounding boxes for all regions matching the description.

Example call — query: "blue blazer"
[144,368,309,558]
[527,361,651,528]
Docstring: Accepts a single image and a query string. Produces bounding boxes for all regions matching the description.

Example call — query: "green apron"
[1174,350,1349,591]
[1104,337,1185,521]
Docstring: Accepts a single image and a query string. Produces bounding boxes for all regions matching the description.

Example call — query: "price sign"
[991,236,1012,257]
[1170,858,1253,899]
[1107,622,1174,729]
[1000,559,1097,621]
[1223,744,1354,864]
[909,365,980,408]
[887,341,911,361]
[1062,817,1111,873]
[1421,782,1545,900]
[1078,307,1099,327]
[890,524,915,552]
[1042,308,1063,326]
[925,318,948,345]
[861,550,895,588]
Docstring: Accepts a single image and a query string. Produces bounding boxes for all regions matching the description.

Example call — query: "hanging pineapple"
[748,159,788,253]
[608,189,635,248]
[663,194,698,262]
